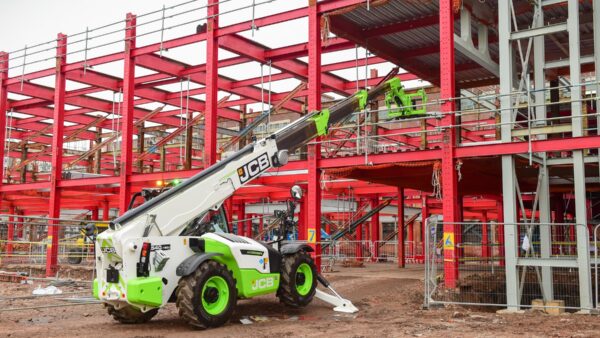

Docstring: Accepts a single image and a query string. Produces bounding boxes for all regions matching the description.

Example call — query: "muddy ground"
[1,264,600,337]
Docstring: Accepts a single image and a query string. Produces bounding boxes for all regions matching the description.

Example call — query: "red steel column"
[91,208,99,221]
[102,200,110,221]
[481,211,490,260]
[307,0,322,269]
[408,214,414,258]
[237,203,245,236]
[440,0,459,287]
[398,187,405,268]
[6,205,15,255]
[118,13,137,214]
[204,0,219,167]
[356,219,363,261]
[224,198,233,232]
[246,214,253,237]
[17,211,24,238]
[371,197,380,261]
[0,52,8,188]
[46,33,67,277]
[259,214,264,237]
[421,195,428,260]
[298,198,306,240]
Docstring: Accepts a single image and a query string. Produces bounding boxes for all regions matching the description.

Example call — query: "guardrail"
[424,218,597,312]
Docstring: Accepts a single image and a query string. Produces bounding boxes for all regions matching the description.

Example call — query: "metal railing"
[424,218,598,312]
[0,215,104,270]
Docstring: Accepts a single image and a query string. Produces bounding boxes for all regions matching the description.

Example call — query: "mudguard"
[175,252,223,277]
[280,242,314,255]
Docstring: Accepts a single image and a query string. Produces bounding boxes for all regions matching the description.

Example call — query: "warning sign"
[443,233,455,249]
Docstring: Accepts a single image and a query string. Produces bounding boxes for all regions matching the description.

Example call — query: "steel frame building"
[1,0,600,311]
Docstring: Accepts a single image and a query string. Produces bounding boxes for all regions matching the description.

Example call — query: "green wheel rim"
[296,263,313,296]
[201,276,229,315]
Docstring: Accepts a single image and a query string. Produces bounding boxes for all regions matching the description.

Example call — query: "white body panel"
[96,138,280,309]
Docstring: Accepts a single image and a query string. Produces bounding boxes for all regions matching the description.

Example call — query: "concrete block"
[530,299,565,315]
[545,300,565,315]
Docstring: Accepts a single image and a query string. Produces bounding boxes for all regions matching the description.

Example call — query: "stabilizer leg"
[314,274,358,313]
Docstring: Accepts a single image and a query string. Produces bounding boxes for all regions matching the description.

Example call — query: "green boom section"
[204,238,279,298]
[308,108,330,136]
[127,277,163,307]
[384,77,427,119]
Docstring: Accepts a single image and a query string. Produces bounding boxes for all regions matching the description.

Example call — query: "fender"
[175,252,223,277]
[280,243,314,256]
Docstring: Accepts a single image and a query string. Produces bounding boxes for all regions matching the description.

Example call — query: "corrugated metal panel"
[331,0,588,87]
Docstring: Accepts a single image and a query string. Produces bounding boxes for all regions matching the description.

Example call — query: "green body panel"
[309,109,330,136]
[203,238,279,298]
[239,270,280,298]
[93,279,99,299]
[126,277,163,307]
[384,77,427,119]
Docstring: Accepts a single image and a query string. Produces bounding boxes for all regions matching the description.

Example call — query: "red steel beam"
[219,34,351,96]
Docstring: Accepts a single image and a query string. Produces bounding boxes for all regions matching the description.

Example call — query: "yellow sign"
[443,233,454,249]
[307,229,316,243]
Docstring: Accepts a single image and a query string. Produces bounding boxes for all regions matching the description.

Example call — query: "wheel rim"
[295,263,313,296]
[201,276,229,315]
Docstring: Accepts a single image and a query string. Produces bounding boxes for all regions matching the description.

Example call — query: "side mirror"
[290,185,303,200]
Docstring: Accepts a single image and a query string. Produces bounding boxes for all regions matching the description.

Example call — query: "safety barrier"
[317,239,427,267]
[0,215,104,271]
[424,218,597,312]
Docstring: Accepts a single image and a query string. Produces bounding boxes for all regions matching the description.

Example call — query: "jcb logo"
[237,153,270,183]
[251,277,274,291]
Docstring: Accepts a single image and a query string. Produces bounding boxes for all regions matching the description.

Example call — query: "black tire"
[67,248,83,265]
[105,304,158,324]
[176,260,237,329]
[278,251,317,308]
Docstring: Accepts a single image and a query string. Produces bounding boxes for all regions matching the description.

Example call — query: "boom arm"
[111,68,400,238]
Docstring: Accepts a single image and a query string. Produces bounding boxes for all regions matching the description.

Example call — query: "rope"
[432,161,442,200]
[267,60,272,127]
[320,170,328,190]
[184,76,191,163]
[455,159,463,182]
[111,92,116,169]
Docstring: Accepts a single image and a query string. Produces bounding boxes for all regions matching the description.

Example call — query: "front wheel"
[106,304,158,324]
[278,251,317,307]
[176,260,237,329]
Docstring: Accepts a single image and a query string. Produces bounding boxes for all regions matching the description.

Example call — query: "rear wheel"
[106,304,158,324]
[278,251,317,307]
[67,248,83,264]
[176,260,237,329]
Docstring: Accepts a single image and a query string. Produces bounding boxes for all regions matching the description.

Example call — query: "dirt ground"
[1,264,600,338]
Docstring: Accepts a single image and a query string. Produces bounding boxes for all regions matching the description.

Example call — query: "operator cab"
[180,206,229,237]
